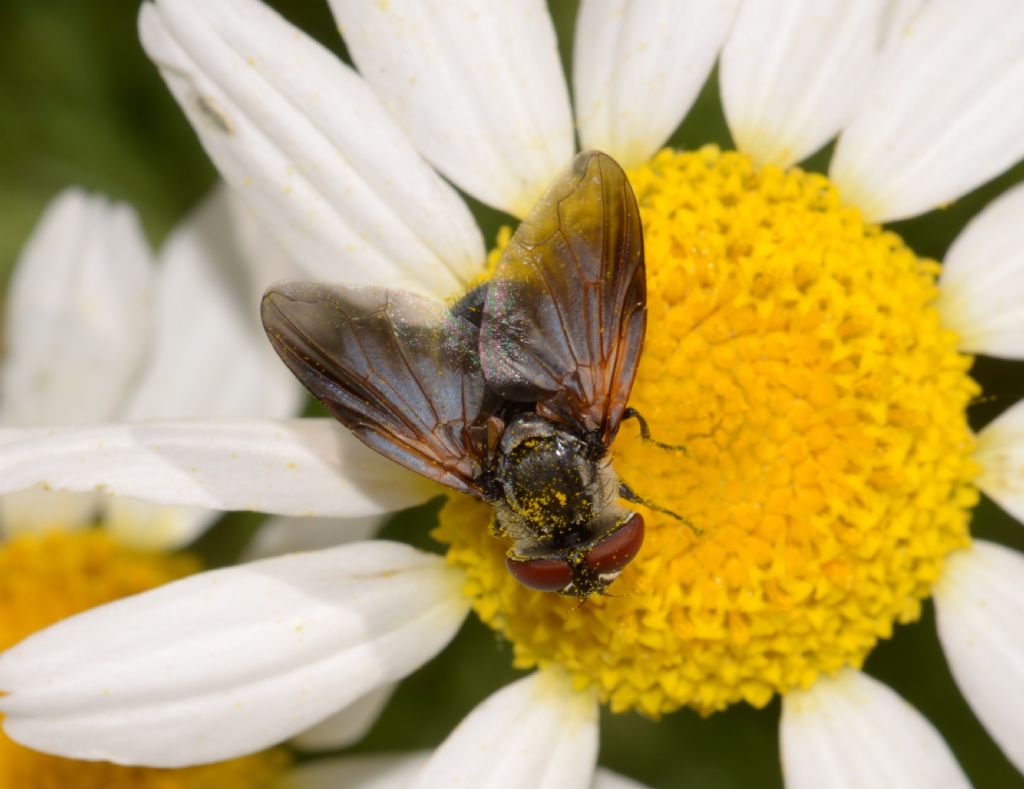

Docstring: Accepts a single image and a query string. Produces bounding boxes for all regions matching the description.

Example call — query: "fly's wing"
[262,282,493,496]
[480,151,646,444]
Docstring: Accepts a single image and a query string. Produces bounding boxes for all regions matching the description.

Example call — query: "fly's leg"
[622,407,691,455]
[619,480,702,536]
[623,408,722,456]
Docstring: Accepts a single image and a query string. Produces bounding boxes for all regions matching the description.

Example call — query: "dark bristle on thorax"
[451,281,490,329]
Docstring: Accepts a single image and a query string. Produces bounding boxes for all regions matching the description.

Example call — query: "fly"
[262,151,670,598]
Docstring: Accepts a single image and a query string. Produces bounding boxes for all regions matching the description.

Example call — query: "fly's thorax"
[491,413,610,538]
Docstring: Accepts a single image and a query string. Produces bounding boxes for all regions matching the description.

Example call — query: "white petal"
[103,498,216,551]
[830,0,1024,222]
[0,189,155,427]
[171,184,307,303]
[139,0,484,298]
[882,0,929,36]
[123,187,304,422]
[934,541,1024,773]
[412,670,599,789]
[289,752,430,789]
[975,399,1024,526]
[781,668,969,789]
[292,683,395,752]
[0,419,439,518]
[244,515,386,561]
[218,183,308,299]
[0,488,97,538]
[331,0,574,217]
[939,183,1024,358]
[288,754,641,789]
[592,769,649,789]
[574,0,736,169]
[0,541,468,767]
[721,0,890,168]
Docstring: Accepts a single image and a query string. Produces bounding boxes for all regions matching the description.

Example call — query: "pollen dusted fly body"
[261,151,654,598]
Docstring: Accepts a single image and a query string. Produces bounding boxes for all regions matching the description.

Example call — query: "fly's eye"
[585,513,645,575]
[505,555,574,592]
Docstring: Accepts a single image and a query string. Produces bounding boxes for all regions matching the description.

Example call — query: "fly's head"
[504,511,645,599]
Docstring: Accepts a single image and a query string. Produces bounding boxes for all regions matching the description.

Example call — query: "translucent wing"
[262,282,493,496]
[480,151,646,444]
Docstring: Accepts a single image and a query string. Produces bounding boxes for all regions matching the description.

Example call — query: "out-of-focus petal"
[0,189,155,427]
[288,754,645,789]
[244,515,386,561]
[330,0,574,217]
[139,0,483,298]
[108,187,304,550]
[0,489,97,539]
[934,541,1024,773]
[288,752,430,789]
[781,668,969,789]
[592,769,649,789]
[0,541,468,767]
[218,182,306,303]
[292,683,395,752]
[123,187,304,422]
[939,183,1024,359]
[830,0,1024,222]
[0,420,439,517]
[975,399,1024,526]
[411,670,599,789]
[574,0,736,169]
[103,498,215,551]
[721,0,890,168]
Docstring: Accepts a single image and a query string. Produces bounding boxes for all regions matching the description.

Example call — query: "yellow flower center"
[435,146,979,716]
[0,529,289,787]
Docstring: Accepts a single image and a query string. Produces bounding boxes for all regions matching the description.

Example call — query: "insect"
[262,151,673,598]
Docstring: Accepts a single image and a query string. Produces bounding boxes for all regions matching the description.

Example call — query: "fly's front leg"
[622,407,691,455]
[618,480,702,536]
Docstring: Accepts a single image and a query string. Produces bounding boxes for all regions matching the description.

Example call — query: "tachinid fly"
[262,151,655,598]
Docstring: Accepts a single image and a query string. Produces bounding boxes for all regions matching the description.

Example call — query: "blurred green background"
[2,1,1023,787]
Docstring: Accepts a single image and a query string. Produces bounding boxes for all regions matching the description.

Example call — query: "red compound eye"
[506,555,574,592]
[585,513,644,575]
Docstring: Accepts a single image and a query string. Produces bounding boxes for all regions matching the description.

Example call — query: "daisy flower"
[0,187,307,784]
[1,0,1023,785]
[0,186,303,548]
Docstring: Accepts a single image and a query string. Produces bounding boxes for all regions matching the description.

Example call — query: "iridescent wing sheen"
[480,151,646,445]
[261,282,493,496]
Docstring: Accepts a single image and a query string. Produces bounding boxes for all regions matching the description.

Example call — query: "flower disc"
[435,147,979,716]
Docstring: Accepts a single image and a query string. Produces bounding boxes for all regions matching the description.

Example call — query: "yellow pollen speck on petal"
[434,147,979,716]
[0,529,291,786]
